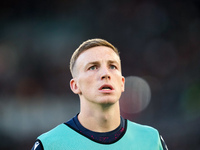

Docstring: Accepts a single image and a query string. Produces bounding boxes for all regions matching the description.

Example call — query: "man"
[32,38,168,150]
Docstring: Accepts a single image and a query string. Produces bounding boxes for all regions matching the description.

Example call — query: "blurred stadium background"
[0,0,200,149]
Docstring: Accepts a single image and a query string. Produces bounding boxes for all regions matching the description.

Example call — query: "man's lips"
[99,84,114,91]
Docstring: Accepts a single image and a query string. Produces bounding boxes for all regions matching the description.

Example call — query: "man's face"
[70,46,125,105]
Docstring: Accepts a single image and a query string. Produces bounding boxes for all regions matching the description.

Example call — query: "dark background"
[0,0,200,149]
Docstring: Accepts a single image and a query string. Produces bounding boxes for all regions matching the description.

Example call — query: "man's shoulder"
[38,123,69,140]
[126,120,159,135]
[35,123,76,149]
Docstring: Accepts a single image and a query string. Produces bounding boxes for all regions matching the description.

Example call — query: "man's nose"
[101,67,111,80]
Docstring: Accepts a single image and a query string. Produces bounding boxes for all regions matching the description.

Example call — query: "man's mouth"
[102,87,112,90]
[99,84,114,91]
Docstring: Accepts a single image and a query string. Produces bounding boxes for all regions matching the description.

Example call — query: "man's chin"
[98,98,119,107]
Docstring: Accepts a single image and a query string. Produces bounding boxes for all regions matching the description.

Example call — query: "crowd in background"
[0,0,200,149]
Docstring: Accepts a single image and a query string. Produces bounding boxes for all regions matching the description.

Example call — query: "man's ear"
[121,76,125,92]
[70,78,81,94]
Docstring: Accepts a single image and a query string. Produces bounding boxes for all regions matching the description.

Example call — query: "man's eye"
[89,66,97,70]
[110,65,117,69]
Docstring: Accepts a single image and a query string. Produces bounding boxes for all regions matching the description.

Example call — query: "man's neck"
[78,101,121,133]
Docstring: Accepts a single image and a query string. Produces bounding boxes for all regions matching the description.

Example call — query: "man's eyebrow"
[108,60,118,63]
[86,61,99,65]
[107,60,121,66]
[84,61,99,69]
[84,60,120,68]
[87,60,119,65]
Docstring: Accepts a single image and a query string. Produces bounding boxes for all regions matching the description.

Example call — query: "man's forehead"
[77,46,120,62]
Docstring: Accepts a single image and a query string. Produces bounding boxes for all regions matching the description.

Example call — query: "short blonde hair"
[70,38,120,76]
